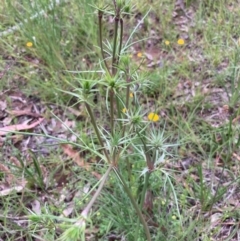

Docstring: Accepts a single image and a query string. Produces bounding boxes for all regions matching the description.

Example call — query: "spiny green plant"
[57,1,177,240]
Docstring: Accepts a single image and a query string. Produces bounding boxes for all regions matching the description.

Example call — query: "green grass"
[0,0,240,240]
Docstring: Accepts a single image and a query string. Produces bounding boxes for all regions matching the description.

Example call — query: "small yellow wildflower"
[177,38,185,45]
[165,40,170,46]
[147,112,160,122]
[26,42,33,47]
[129,92,134,98]
[122,108,127,113]
[137,52,143,58]
[172,215,177,220]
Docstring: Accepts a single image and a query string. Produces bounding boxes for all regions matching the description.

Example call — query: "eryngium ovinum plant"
[60,1,176,240]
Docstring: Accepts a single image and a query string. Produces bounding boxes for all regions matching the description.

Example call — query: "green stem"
[85,103,110,163]
[136,170,151,240]
[116,18,123,66]
[140,171,151,209]
[98,9,111,75]
[137,131,153,170]
[121,75,131,138]
[126,81,130,110]
[112,12,119,75]
[110,89,114,135]
[116,93,121,120]
[126,157,132,183]
[113,167,151,241]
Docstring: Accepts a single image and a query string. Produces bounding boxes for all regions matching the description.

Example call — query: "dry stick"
[76,165,112,224]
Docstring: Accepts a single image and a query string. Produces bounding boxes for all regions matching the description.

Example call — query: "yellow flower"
[177,38,185,45]
[147,112,159,122]
[26,42,33,47]
[122,108,127,113]
[137,52,143,58]
[129,92,134,98]
[165,40,170,46]
[172,215,177,220]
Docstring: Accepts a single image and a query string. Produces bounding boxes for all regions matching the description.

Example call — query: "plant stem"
[80,165,112,218]
[136,171,151,240]
[116,93,121,120]
[110,89,114,135]
[112,10,119,75]
[85,103,111,163]
[120,74,131,138]
[137,131,153,170]
[140,171,151,209]
[113,167,151,241]
[98,9,111,75]
[116,18,123,66]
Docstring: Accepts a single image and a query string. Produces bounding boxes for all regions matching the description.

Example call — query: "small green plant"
[58,1,176,240]
[2,0,240,240]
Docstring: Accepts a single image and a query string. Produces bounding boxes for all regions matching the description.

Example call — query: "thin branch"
[85,103,111,163]
[98,9,111,75]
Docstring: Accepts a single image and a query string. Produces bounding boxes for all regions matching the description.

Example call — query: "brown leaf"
[0,117,44,136]
[6,108,42,118]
